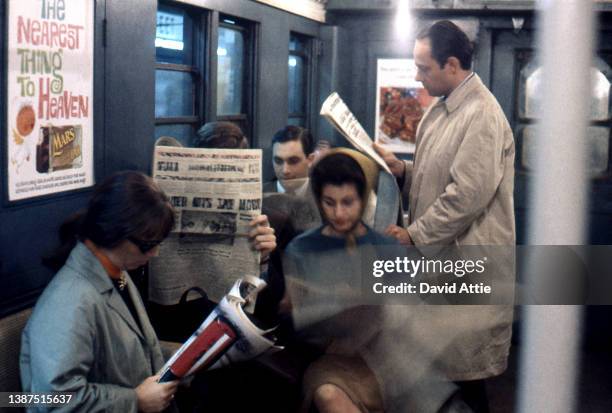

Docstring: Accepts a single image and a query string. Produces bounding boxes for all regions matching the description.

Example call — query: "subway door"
[490,27,612,245]
[490,27,612,351]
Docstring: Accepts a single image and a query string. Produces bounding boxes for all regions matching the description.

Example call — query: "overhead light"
[288,57,297,67]
[395,0,412,41]
[155,38,184,50]
[217,47,228,56]
[223,18,236,25]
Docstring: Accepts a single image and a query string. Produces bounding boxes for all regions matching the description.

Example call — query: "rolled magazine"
[158,275,283,382]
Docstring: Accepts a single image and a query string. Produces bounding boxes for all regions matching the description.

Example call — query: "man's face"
[320,183,363,236]
[413,38,453,97]
[272,140,312,191]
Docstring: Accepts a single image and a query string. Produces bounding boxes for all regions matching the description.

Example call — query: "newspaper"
[158,276,283,382]
[150,146,263,305]
[320,92,391,174]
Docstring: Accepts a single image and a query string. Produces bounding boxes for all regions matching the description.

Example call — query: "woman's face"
[109,239,161,270]
[320,183,363,236]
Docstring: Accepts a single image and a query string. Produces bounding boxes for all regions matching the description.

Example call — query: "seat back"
[0,308,32,413]
[372,170,404,233]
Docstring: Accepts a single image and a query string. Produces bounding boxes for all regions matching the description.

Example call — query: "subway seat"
[0,308,32,413]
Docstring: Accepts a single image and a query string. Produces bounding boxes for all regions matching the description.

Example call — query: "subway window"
[288,33,311,127]
[155,4,203,146]
[217,15,254,139]
[516,51,612,176]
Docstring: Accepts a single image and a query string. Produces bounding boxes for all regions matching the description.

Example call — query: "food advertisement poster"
[7,0,94,201]
[375,59,433,154]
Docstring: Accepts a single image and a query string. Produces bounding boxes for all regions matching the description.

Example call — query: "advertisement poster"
[7,0,94,201]
[375,58,433,154]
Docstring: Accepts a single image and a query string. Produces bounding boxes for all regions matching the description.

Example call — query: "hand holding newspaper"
[158,275,283,382]
[320,92,391,174]
[149,146,263,306]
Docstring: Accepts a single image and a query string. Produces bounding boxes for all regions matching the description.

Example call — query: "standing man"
[376,20,515,248]
[265,125,315,196]
[373,20,515,412]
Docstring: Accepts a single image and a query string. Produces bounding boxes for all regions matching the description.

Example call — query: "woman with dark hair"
[284,149,400,413]
[20,171,179,413]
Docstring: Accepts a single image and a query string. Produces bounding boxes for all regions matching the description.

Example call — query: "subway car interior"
[1,0,612,412]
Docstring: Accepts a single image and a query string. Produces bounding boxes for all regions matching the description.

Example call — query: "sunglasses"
[128,237,163,253]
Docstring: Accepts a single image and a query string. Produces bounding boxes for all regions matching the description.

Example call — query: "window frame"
[288,32,314,128]
[215,15,256,141]
[154,2,206,145]
[514,49,612,178]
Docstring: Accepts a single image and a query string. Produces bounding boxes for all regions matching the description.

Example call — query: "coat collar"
[65,242,147,341]
[84,239,122,278]
[66,242,115,293]
[277,177,310,197]
[443,72,479,114]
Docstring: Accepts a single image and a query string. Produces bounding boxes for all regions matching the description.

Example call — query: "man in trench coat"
[373,20,515,413]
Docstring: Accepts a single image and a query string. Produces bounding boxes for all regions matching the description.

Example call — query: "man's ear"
[307,153,316,165]
[446,56,461,73]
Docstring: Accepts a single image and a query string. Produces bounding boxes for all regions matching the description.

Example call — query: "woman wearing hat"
[284,149,400,413]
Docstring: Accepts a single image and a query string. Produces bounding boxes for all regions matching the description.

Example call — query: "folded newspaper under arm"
[320,92,391,174]
[158,275,283,382]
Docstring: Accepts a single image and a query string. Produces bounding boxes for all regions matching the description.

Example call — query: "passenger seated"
[20,171,179,413]
[265,125,315,196]
[21,169,276,413]
[194,121,248,149]
[189,121,292,325]
[284,149,401,413]
[149,129,276,325]
[180,122,298,412]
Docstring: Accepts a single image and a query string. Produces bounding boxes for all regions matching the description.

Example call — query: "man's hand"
[249,214,277,260]
[135,375,178,413]
[373,142,406,178]
[384,224,413,246]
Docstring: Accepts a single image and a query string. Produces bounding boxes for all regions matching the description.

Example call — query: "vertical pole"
[519,1,595,412]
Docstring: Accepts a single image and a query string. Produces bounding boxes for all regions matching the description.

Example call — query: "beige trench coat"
[405,73,515,247]
[400,74,516,382]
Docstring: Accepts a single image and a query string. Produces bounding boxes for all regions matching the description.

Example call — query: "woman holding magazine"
[19,171,277,412]
[284,149,401,413]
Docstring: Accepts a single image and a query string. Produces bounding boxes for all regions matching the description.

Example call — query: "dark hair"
[271,126,314,156]
[44,171,175,270]
[416,20,473,70]
[310,153,367,205]
[193,121,247,149]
